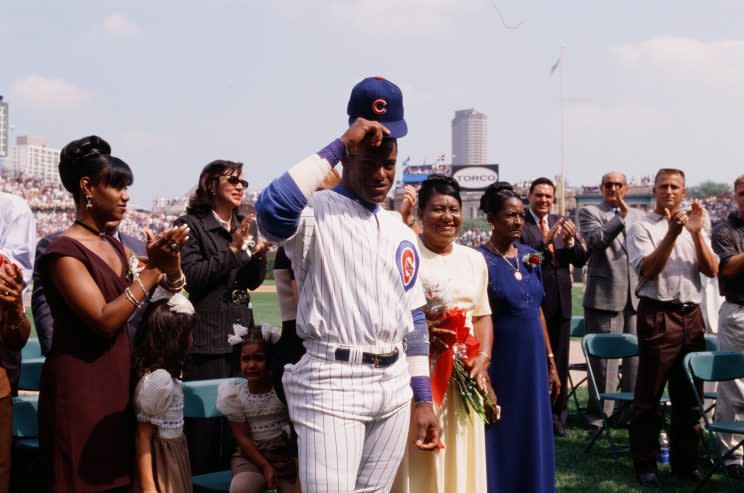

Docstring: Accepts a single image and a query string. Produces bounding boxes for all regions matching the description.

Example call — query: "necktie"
[540,217,555,256]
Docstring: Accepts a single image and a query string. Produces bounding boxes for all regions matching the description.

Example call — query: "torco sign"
[451,165,500,191]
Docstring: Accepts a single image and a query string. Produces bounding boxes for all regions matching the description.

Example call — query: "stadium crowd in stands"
[0,173,179,240]
[1,171,735,244]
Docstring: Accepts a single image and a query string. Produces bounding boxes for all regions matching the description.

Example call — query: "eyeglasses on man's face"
[603,182,624,189]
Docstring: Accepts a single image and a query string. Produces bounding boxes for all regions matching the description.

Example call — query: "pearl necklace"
[487,240,522,281]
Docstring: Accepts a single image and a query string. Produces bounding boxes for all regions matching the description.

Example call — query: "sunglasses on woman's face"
[220,176,249,188]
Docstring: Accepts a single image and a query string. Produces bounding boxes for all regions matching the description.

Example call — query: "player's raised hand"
[341,117,391,154]
[413,402,442,451]
[685,200,706,235]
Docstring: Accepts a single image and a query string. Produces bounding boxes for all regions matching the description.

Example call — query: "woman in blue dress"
[477,182,561,493]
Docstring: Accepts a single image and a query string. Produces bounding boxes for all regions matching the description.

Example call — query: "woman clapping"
[175,160,268,473]
[39,135,189,492]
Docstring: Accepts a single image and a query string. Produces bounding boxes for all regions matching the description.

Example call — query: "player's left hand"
[413,402,441,451]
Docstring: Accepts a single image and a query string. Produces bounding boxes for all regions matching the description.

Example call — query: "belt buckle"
[369,353,383,368]
[231,289,249,304]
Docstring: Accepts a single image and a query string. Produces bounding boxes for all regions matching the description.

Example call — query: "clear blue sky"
[2,0,743,207]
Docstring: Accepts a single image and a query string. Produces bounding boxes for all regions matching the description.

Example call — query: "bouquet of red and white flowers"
[424,282,500,424]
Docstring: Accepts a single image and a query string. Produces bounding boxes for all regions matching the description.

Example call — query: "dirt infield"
[253,285,277,293]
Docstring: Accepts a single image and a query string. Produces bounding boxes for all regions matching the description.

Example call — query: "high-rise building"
[451,108,487,166]
[8,136,61,182]
[0,96,8,158]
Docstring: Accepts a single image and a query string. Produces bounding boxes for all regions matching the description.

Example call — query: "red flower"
[430,307,481,407]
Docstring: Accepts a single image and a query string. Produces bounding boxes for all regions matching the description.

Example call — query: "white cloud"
[328,0,483,36]
[93,12,143,40]
[11,75,91,109]
[611,36,744,87]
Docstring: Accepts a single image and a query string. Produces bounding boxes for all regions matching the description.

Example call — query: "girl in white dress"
[217,325,297,493]
[132,291,195,493]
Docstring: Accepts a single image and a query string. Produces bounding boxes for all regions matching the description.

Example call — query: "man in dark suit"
[521,177,587,436]
[579,171,643,435]
[32,221,147,355]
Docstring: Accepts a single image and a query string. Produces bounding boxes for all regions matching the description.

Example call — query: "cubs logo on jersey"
[396,240,419,291]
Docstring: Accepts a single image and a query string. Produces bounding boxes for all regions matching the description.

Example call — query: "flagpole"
[559,44,566,216]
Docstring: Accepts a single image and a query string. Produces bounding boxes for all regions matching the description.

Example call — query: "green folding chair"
[582,333,669,462]
[182,378,239,493]
[12,395,39,449]
[567,316,588,414]
[684,351,744,492]
[11,395,41,492]
[21,338,42,359]
[18,357,45,391]
[703,335,719,414]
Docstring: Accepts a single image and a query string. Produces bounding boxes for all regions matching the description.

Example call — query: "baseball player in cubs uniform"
[256,77,440,493]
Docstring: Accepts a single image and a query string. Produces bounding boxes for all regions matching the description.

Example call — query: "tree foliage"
[688,181,731,198]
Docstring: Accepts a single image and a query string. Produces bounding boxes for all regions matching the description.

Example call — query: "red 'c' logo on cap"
[372,99,387,115]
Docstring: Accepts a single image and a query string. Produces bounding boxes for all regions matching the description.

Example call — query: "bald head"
[601,171,628,207]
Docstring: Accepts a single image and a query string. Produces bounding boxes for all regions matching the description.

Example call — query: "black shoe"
[638,473,663,489]
[726,464,744,480]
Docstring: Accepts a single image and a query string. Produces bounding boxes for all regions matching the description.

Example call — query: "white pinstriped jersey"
[283,189,426,347]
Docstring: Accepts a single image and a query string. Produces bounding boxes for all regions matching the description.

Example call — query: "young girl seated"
[217,324,297,493]
[132,290,195,493]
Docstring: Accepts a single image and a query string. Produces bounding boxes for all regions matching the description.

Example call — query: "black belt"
[334,348,399,368]
[641,298,699,314]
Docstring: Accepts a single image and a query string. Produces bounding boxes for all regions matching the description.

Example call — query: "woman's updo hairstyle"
[186,160,244,216]
[58,135,133,203]
[479,181,520,215]
[418,174,462,209]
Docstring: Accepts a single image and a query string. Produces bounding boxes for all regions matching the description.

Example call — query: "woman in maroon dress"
[39,136,189,492]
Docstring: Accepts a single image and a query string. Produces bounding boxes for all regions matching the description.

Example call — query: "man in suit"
[521,177,587,436]
[32,221,147,355]
[579,171,643,435]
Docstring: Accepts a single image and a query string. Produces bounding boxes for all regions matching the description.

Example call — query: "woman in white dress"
[393,175,493,493]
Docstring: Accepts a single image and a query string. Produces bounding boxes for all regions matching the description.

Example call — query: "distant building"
[7,136,61,182]
[452,108,487,166]
[0,97,8,158]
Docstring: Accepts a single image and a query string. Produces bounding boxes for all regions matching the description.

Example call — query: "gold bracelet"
[547,353,555,359]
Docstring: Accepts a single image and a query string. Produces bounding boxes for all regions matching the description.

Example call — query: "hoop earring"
[86,195,93,209]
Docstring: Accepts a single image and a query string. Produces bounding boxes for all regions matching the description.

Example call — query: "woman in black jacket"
[175,159,269,473]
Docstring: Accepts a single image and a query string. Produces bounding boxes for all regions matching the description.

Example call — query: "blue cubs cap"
[347,76,407,138]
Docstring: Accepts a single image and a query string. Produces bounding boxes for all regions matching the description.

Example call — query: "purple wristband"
[410,376,432,403]
[317,138,347,166]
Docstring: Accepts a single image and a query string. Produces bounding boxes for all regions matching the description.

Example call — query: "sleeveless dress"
[134,369,192,493]
[478,243,555,493]
[38,236,134,492]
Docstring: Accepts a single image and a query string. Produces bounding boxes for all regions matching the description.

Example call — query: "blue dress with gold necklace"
[478,242,555,493]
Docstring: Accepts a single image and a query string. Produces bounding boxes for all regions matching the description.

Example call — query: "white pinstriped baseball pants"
[283,341,412,493]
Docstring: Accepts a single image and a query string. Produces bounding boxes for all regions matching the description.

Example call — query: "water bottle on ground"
[657,432,670,467]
